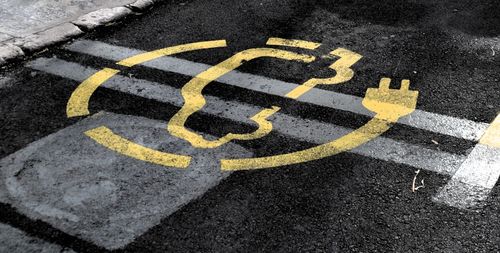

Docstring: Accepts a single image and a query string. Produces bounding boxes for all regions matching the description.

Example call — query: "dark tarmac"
[1,0,499,252]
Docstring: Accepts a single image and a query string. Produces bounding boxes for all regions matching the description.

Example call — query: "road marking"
[284,47,362,99]
[266,37,322,50]
[168,47,315,149]
[85,126,192,168]
[63,40,500,199]
[434,114,500,209]
[27,57,465,175]
[67,68,120,117]
[479,114,500,148]
[0,112,251,249]
[65,40,489,141]
[117,40,227,67]
[222,78,419,170]
[91,39,396,170]
[222,117,394,170]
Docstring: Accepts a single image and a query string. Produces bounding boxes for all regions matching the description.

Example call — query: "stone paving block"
[127,0,155,11]
[19,23,83,52]
[0,223,75,253]
[0,0,135,36]
[0,43,24,64]
[0,112,252,249]
[72,7,133,30]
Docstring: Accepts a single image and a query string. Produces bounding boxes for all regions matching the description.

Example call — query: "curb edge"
[0,0,162,68]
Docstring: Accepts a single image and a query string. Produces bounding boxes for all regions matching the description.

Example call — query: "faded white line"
[433,144,500,209]
[28,57,465,175]
[65,40,500,209]
[434,114,500,209]
[64,39,489,141]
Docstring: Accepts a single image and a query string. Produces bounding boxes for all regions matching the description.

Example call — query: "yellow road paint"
[68,38,419,171]
[117,40,227,67]
[479,114,500,149]
[169,106,281,148]
[167,48,315,148]
[67,68,120,117]
[85,126,191,168]
[221,118,392,170]
[285,48,362,99]
[266,37,321,50]
[222,78,418,170]
[67,41,228,118]
[362,78,418,121]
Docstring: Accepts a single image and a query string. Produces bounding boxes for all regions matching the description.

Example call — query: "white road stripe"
[27,57,465,175]
[433,144,500,209]
[64,40,489,141]
[64,40,500,209]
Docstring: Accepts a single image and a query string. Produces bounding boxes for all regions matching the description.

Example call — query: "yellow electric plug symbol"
[221,77,418,170]
[363,78,419,122]
[66,38,419,170]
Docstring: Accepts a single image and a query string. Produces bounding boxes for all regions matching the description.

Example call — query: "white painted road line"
[434,114,500,209]
[63,40,500,209]
[433,144,500,209]
[0,112,252,249]
[65,40,490,141]
[0,223,75,253]
[28,57,466,175]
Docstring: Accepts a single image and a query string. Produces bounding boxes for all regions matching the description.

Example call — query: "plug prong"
[400,79,410,90]
[379,78,391,90]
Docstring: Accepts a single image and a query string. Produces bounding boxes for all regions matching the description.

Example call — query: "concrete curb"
[0,0,161,67]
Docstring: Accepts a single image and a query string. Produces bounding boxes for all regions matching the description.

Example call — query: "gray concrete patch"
[0,223,75,253]
[72,7,133,30]
[0,112,252,249]
[0,0,136,36]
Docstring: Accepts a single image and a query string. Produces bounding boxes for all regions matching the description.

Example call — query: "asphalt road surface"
[1,0,500,252]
